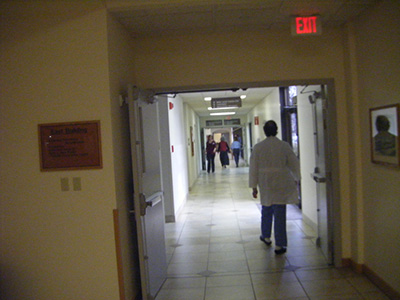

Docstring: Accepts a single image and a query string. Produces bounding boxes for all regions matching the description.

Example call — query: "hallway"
[156,166,389,300]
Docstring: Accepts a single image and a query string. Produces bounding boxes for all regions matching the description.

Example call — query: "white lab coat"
[249,136,300,206]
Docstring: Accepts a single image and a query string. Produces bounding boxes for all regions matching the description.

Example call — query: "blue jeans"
[232,149,240,166]
[261,205,287,247]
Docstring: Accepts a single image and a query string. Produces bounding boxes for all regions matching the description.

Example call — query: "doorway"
[160,83,336,263]
[130,81,338,298]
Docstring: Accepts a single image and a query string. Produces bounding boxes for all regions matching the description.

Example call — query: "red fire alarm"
[254,116,259,125]
[169,102,174,110]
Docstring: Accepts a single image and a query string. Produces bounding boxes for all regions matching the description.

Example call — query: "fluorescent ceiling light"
[208,107,238,110]
[210,112,236,116]
[204,97,212,101]
[240,95,247,99]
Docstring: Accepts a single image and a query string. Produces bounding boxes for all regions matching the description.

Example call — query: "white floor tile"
[206,274,252,287]
[155,167,385,300]
[301,278,359,297]
[251,271,299,285]
[155,287,205,300]
[205,285,255,300]
[253,281,308,299]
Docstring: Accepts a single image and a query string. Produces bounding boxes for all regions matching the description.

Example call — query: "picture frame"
[370,104,400,166]
[38,120,102,171]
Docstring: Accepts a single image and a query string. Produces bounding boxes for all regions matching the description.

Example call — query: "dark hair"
[375,115,390,132]
[263,120,278,137]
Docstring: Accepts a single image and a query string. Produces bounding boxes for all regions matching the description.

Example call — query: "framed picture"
[38,120,102,171]
[370,104,400,166]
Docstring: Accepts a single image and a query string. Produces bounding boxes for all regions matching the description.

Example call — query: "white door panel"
[128,86,167,300]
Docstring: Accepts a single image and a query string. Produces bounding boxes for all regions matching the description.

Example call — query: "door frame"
[148,78,341,266]
[306,84,334,263]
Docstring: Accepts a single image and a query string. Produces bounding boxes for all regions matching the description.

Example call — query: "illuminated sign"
[291,15,321,36]
[211,97,242,109]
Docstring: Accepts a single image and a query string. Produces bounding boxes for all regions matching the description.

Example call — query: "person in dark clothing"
[205,135,217,173]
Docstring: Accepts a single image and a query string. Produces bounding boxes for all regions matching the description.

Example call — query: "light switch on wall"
[61,178,69,191]
[73,177,81,191]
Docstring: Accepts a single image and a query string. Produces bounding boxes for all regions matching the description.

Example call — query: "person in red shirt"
[217,136,230,168]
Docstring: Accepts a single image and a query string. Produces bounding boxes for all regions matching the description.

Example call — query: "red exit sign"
[291,15,322,36]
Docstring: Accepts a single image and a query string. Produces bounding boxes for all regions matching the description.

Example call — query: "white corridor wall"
[166,95,189,222]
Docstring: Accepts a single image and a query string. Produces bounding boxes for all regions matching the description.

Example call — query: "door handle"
[139,192,163,216]
[139,193,151,216]
[311,173,326,183]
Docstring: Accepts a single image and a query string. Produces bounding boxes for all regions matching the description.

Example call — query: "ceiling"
[107,0,380,37]
[106,0,380,118]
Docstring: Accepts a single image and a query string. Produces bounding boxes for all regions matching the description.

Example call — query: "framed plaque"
[39,120,102,171]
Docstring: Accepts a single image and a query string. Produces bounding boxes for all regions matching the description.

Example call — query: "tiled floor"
[156,166,390,300]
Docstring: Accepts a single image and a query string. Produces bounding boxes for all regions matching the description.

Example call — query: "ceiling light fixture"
[204,97,212,101]
[240,95,247,99]
[210,112,236,116]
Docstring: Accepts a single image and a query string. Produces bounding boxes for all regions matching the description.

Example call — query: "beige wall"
[106,12,140,300]
[351,0,400,291]
[1,0,399,298]
[0,3,125,300]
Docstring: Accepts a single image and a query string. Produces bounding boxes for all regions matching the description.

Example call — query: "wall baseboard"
[363,264,400,300]
[302,213,318,233]
[342,258,400,299]
[341,258,363,273]
[165,215,175,223]
[113,209,126,300]
[341,258,351,267]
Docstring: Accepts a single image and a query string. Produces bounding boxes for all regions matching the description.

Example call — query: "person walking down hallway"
[249,120,301,255]
[206,135,217,173]
[231,136,241,167]
[217,136,230,168]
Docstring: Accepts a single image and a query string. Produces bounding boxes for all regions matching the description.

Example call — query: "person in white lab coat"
[249,120,300,254]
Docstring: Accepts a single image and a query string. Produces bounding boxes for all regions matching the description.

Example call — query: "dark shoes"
[259,236,272,246]
[260,236,287,254]
[274,247,287,255]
